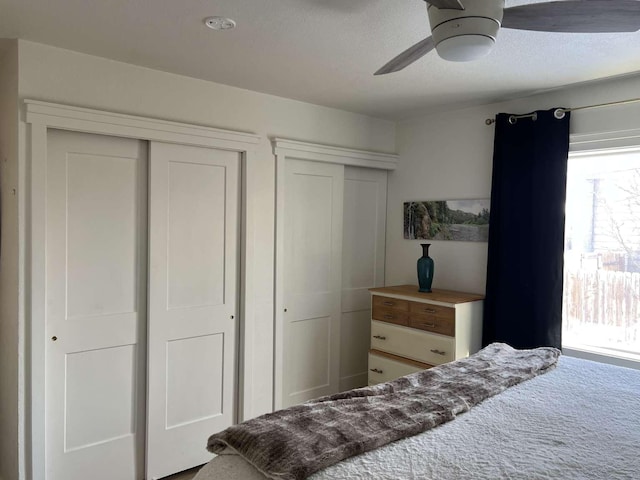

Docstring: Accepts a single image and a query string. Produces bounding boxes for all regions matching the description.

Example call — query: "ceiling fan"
[375,0,640,75]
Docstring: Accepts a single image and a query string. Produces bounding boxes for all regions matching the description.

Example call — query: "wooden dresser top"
[369,285,484,304]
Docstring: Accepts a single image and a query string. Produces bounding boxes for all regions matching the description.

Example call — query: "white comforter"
[195,356,640,479]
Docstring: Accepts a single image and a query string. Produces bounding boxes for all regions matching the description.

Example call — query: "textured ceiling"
[1,0,640,119]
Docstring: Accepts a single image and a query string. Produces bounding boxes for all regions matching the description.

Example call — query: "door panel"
[65,345,137,450]
[166,161,226,309]
[282,160,344,406]
[45,130,147,480]
[340,167,387,391]
[146,142,239,480]
[65,153,139,318]
[165,334,225,428]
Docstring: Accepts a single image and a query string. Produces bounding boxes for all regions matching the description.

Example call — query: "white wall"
[387,73,640,294]
[16,36,640,479]
[14,39,396,479]
[0,39,19,480]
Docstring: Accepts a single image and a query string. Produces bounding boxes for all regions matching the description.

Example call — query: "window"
[563,148,640,361]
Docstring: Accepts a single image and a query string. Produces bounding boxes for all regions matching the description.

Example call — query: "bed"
[195,349,640,480]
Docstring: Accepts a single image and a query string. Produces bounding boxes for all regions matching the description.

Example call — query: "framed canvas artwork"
[404,199,490,242]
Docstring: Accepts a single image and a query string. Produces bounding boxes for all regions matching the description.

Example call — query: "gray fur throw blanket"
[207,343,560,480]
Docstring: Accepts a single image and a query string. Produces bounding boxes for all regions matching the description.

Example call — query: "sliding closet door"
[340,167,387,390]
[146,142,239,479]
[45,130,147,480]
[282,160,344,407]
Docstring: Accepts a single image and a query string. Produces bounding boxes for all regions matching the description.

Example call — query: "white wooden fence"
[563,269,640,344]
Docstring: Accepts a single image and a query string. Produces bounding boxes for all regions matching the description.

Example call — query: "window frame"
[563,128,640,369]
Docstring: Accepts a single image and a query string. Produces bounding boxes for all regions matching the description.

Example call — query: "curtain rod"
[485,97,640,126]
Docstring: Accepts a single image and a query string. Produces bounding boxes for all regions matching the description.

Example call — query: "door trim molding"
[26,100,260,148]
[272,139,396,409]
[25,99,259,480]
[272,137,398,171]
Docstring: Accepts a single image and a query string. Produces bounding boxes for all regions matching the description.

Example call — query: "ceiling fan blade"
[502,0,640,33]
[374,36,436,75]
[425,0,465,10]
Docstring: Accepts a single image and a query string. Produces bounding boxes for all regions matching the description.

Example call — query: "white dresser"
[368,285,484,385]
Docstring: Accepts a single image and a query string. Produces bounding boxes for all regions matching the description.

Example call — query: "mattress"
[195,356,640,480]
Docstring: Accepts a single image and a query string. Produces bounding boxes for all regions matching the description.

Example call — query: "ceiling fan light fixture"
[436,35,495,62]
[428,0,504,62]
[376,0,640,75]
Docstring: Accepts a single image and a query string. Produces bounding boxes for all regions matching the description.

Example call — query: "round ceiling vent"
[204,16,237,31]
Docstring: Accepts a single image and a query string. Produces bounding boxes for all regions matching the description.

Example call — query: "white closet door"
[340,167,387,391]
[282,160,344,407]
[45,130,148,480]
[146,142,239,480]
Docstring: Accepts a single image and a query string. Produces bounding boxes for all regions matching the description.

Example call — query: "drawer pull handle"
[373,335,387,340]
[423,308,437,313]
[383,301,395,306]
[421,323,436,328]
[370,368,383,374]
[430,349,446,356]
[383,315,395,320]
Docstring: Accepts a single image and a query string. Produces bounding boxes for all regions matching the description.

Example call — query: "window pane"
[562,149,640,360]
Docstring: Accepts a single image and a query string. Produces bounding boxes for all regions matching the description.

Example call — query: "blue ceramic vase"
[417,243,434,293]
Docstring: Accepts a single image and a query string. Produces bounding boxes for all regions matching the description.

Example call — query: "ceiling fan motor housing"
[428,0,505,62]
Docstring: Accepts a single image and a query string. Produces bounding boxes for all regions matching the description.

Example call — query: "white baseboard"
[339,372,368,392]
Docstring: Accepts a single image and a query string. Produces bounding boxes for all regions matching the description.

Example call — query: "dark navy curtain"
[483,108,571,350]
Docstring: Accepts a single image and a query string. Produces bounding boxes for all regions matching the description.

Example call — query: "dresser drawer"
[409,301,455,319]
[371,306,409,326]
[372,295,409,312]
[371,320,455,365]
[368,352,427,385]
[408,311,455,337]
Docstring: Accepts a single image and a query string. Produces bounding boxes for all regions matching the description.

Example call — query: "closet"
[273,139,397,408]
[43,129,240,480]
